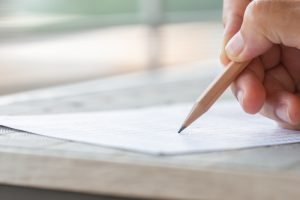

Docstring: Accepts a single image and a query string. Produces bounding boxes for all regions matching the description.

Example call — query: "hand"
[221,0,300,129]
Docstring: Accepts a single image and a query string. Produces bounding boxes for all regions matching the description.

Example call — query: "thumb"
[225,1,300,62]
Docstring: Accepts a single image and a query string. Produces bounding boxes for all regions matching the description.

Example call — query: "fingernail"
[237,90,244,106]
[225,32,244,58]
[276,105,290,123]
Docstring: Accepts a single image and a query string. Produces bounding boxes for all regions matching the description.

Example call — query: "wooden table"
[0,61,299,200]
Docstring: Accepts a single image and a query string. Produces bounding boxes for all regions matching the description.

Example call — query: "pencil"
[178,61,251,133]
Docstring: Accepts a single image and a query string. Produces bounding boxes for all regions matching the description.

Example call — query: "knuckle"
[243,1,272,35]
[244,1,263,23]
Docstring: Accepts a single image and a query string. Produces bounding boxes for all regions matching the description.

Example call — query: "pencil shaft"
[181,61,250,129]
[197,61,250,108]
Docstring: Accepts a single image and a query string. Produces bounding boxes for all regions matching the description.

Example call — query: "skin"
[221,0,300,129]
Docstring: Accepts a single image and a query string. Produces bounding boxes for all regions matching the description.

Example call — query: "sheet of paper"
[0,101,300,155]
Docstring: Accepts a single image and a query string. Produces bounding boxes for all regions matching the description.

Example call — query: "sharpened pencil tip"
[178,126,186,134]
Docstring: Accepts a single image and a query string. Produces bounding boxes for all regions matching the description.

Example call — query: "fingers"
[281,46,300,82]
[231,45,283,114]
[234,59,300,128]
[231,58,265,114]
[263,65,296,94]
[221,0,250,65]
[260,91,300,129]
[221,1,300,129]
[260,64,300,129]
[225,1,300,62]
[260,45,281,70]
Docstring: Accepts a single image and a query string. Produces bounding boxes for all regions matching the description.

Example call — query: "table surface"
[0,61,300,200]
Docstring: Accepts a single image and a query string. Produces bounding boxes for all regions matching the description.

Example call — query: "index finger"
[221,0,250,65]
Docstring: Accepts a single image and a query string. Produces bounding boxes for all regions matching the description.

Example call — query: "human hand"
[221,0,300,129]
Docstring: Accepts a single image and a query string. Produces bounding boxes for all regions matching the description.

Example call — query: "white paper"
[0,101,300,155]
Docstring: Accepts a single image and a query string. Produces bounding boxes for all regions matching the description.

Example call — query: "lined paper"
[0,101,300,155]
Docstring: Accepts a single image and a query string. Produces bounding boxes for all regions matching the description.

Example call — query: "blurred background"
[0,0,223,94]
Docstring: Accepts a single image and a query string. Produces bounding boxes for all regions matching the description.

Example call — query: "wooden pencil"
[178,61,251,133]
